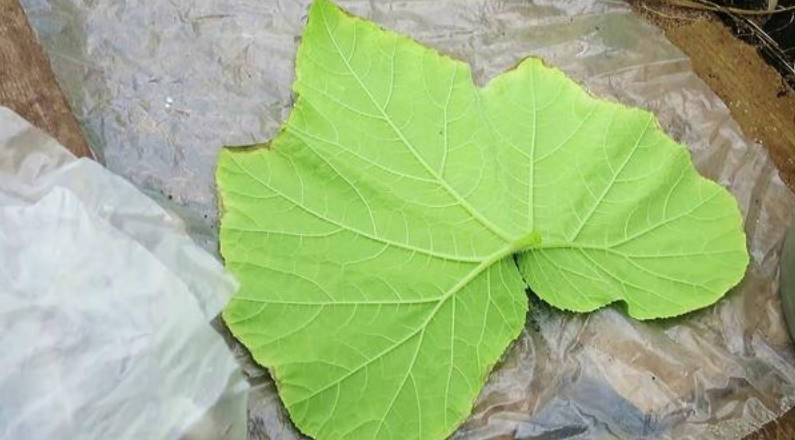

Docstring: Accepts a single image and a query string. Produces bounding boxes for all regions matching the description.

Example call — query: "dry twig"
[663,0,795,15]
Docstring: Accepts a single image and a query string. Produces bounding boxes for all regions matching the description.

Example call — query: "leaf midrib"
[317,7,514,244]
[227,154,486,263]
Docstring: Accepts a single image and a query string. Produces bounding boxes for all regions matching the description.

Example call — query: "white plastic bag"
[0,107,247,440]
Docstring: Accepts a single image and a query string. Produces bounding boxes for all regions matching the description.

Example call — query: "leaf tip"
[307,0,344,24]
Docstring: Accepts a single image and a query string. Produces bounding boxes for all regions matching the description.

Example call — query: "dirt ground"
[632,1,795,193]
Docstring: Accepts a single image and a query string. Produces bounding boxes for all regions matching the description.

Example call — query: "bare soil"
[633,1,795,192]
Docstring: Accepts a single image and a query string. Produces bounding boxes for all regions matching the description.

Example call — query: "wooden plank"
[0,0,92,158]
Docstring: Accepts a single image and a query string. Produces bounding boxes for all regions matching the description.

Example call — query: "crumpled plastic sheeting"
[0,107,247,440]
[19,0,795,438]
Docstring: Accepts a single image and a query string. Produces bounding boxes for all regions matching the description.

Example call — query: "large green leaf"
[217,1,748,439]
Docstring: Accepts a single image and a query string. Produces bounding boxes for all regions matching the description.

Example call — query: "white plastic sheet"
[0,107,247,440]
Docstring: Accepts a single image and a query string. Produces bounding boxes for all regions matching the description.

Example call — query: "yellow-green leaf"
[217,1,748,438]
